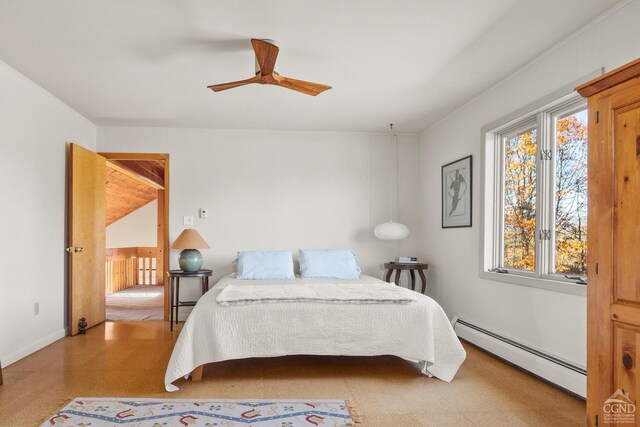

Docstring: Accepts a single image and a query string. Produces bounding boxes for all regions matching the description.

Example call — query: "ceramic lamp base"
[178,249,203,272]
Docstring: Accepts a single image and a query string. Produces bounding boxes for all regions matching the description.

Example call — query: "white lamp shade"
[374,222,410,240]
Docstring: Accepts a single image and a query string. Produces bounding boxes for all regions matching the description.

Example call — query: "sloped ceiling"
[105,161,162,226]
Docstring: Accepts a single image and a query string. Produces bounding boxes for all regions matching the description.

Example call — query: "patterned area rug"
[42,398,361,426]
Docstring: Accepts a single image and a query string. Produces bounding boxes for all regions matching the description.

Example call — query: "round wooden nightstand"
[383,262,429,294]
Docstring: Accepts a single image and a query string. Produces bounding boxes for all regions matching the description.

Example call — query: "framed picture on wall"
[442,155,472,228]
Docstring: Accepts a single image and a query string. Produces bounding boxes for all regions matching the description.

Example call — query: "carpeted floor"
[106,285,164,321]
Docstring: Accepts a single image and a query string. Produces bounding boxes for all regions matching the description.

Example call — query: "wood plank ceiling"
[111,159,164,187]
[105,160,164,226]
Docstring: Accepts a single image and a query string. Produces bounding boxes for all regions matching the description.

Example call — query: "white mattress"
[165,275,466,391]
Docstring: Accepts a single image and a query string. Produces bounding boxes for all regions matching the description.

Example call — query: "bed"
[164,274,466,391]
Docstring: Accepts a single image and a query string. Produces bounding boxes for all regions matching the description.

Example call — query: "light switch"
[183,215,194,226]
[200,208,208,218]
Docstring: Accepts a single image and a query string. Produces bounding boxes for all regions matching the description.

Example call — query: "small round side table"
[168,269,213,331]
[384,262,429,294]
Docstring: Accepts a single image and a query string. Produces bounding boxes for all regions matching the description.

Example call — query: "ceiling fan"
[207,39,332,96]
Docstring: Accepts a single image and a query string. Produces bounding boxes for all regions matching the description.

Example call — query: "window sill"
[479,271,586,296]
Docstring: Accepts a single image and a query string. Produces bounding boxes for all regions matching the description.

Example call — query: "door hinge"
[596,111,600,123]
[595,414,598,426]
[540,149,552,161]
[539,229,551,241]
[595,263,599,274]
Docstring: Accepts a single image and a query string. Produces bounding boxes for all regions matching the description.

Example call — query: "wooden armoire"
[577,59,640,427]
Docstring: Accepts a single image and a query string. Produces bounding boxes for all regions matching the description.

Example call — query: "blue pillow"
[299,249,361,279]
[236,251,295,280]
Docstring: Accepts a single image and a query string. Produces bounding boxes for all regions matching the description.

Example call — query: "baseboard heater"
[452,316,586,398]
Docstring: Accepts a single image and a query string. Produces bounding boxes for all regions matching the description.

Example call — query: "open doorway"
[101,154,169,321]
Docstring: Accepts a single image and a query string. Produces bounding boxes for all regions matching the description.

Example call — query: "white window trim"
[478,71,601,296]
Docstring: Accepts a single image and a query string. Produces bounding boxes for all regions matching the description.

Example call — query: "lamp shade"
[170,228,210,249]
[374,221,409,241]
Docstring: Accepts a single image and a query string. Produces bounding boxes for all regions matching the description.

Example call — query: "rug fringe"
[36,396,75,426]
[345,398,363,425]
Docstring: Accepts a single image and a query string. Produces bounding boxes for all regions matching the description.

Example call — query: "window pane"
[554,109,587,275]
[503,128,537,271]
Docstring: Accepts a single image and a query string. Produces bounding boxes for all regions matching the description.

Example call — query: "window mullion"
[535,112,552,277]
[547,112,558,277]
[534,112,544,277]
[494,135,505,268]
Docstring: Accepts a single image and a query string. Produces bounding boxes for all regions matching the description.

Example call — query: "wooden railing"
[105,247,162,296]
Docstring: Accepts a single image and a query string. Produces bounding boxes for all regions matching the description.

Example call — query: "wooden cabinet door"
[69,143,106,335]
[613,324,640,406]
[612,101,640,306]
[586,75,640,426]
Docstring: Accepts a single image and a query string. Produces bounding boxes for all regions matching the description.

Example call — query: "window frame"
[479,73,599,296]
[546,101,589,282]
[497,120,539,276]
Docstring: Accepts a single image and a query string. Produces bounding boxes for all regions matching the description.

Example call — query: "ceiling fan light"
[374,221,409,241]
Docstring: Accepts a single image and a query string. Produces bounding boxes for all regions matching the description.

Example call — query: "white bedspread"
[165,275,466,391]
[216,281,417,305]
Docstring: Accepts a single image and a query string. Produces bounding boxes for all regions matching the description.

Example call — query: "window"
[503,125,537,272]
[482,93,588,289]
[553,109,588,276]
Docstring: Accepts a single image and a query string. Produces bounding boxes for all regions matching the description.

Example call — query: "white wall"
[0,61,96,366]
[107,200,158,248]
[98,127,420,310]
[419,0,640,368]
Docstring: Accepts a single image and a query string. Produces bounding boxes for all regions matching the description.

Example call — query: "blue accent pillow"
[236,251,295,280]
[299,249,361,279]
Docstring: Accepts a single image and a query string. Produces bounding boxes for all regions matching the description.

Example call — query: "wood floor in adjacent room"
[0,322,585,426]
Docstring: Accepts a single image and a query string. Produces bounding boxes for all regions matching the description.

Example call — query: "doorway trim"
[100,152,170,321]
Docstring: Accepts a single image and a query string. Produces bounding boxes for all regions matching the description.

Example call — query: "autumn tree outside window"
[481,92,588,292]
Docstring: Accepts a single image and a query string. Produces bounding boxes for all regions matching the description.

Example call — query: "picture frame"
[442,155,472,228]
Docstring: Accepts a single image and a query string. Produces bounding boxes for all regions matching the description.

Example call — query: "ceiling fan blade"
[251,39,279,75]
[207,75,260,92]
[272,75,332,96]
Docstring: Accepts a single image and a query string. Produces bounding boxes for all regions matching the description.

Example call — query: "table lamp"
[171,228,210,272]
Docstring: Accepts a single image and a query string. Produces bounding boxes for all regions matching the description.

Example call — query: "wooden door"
[578,59,640,427]
[69,143,106,335]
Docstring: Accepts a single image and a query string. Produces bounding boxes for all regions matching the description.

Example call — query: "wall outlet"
[183,215,194,226]
[34,301,39,315]
[199,208,208,218]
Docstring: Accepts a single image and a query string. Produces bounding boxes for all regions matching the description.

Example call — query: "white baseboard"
[2,328,66,367]
[453,317,586,398]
